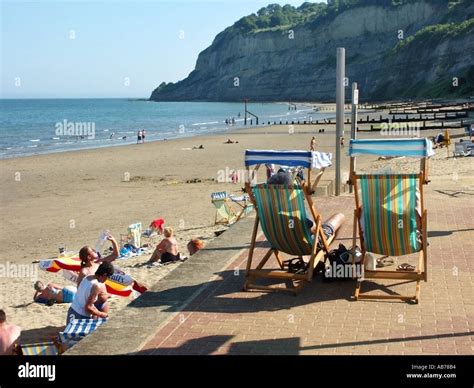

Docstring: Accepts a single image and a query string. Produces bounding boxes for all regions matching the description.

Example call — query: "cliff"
[150,0,474,102]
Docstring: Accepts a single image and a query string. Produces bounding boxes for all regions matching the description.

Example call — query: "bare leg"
[311,213,345,234]
[148,248,162,263]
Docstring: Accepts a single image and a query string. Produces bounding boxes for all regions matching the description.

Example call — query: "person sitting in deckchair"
[147,227,181,266]
[34,281,77,305]
[267,169,345,239]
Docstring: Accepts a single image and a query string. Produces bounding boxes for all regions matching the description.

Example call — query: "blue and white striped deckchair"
[349,138,431,303]
[58,318,108,350]
[243,150,335,294]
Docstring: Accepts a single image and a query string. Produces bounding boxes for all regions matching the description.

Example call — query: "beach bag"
[323,244,360,282]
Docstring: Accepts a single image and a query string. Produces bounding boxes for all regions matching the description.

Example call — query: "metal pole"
[335,47,345,196]
[349,82,358,194]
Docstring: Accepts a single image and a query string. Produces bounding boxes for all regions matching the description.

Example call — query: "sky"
[1,0,326,98]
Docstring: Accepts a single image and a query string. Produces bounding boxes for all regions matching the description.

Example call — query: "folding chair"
[453,142,472,157]
[348,138,434,303]
[120,222,142,248]
[243,150,334,294]
[19,341,60,355]
[211,192,238,225]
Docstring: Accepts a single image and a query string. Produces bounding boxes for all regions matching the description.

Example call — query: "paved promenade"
[69,190,474,355]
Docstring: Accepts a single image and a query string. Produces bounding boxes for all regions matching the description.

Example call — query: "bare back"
[0,324,21,355]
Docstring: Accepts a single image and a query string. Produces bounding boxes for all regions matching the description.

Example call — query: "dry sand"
[1,109,473,344]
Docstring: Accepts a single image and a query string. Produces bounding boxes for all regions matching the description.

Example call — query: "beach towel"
[59,318,107,350]
[39,256,147,297]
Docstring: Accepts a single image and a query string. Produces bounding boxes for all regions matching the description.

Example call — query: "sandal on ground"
[285,257,308,274]
[396,263,415,271]
[376,257,395,268]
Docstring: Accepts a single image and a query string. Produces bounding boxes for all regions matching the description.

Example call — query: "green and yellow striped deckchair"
[244,184,334,294]
[349,139,432,303]
[359,174,420,257]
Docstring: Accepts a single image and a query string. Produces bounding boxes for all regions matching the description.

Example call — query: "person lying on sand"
[192,145,204,149]
[224,139,239,144]
[34,281,77,305]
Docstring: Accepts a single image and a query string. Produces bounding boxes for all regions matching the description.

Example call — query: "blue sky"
[1,0,325,98]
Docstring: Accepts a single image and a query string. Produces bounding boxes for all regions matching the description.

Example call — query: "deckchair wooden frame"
[243,158,333,295]
[349,140,431,303]
[212,196,238,225]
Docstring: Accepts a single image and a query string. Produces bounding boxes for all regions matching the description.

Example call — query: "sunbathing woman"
[148,227,181,265]
[34,281,77,305]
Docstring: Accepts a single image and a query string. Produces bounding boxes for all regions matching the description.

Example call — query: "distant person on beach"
[224,139,238,144]
[110,132,115,139]
[187,239,205,256]
[76,233,119,287]
[0,309,21,355]
[148,227,181,266]
[142,130,146,143]
[137,130,142,144]
[432,133,445,149]
[310,136,317,151]
[192,145,204,149]
[340,136,344,148]
[66,262,114,324]
[33,281,77,305]
[229,170,238,183]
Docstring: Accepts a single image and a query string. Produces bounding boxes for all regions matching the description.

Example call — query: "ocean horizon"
[0,98,332,159]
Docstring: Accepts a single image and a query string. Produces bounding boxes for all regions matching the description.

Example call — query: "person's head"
[267,169,292,185]
[0,309,5,324]
[34,281,45,292]
[79,246,99,268]
[95,262,114,283]
[164,227,174,238]
[187,239,205,256]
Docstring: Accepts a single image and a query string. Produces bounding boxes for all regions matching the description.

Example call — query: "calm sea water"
[0,99,331,159]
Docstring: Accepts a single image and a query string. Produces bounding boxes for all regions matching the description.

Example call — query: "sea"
[0,99,332,159]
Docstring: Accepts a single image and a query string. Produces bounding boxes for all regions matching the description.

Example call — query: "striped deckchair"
[19,341,59,356]
[349,138,433,303]
[211,192,238,225]
[58,318,107,351]
[244,150,334,294]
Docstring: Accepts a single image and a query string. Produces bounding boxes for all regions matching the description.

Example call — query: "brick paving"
[139,191,474,355]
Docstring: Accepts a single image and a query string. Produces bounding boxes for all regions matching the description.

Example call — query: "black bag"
[322,244,360,282]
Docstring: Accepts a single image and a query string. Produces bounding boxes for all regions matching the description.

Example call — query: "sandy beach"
[1,107,473,344]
